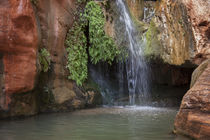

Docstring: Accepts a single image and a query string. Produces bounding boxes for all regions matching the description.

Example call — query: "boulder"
[174,59,210,139]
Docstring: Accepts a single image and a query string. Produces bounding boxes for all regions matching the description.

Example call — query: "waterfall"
[116,0,150,105]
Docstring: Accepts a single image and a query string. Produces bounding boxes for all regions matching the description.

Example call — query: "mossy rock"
[144,19,162,60]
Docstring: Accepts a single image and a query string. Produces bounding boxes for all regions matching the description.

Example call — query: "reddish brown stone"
[174,60,210,139]
[36,0,77,104]
[182,0,210,65]
[0,0,38,110]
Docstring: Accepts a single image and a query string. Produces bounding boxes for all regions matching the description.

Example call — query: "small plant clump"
[77,0,87,3]
[30,0,38,6]
[65,1,119,86]
[39,48,51,72]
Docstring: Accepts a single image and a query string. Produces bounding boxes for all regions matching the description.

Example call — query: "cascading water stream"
[116,0,150,105]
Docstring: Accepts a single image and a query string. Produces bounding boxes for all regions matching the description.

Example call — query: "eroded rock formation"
[0,0,102,118]
[174,59,210,139]
[0,0,39,117]
[182,0,210,65]
[152,0,195,65]
[142,0,209,66]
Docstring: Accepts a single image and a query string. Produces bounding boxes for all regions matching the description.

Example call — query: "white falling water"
[116,0,150,105]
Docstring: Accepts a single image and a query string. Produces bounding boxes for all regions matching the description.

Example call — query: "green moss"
[39,48,51,72]
[144,20,161,59]
[77,0,87,4]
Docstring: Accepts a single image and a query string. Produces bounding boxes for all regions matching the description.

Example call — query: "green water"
[0,107,190,140]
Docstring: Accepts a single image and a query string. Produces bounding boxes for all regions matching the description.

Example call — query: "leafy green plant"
[84,1,119,64]
[77,0,87,3]
[39,48,51,72]
[65,1,119,86]
[66,21,88,86]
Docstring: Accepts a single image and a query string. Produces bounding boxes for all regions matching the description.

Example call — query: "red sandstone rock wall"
[36,0,84,110]
[0,0,38,110]
[0,0,100,118]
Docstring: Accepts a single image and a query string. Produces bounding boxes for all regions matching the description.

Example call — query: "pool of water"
[0,106,190,140]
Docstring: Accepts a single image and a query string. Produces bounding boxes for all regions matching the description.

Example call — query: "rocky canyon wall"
[0,0,39,118]
[0,0,101,118]
[142,0,209,138]
[128,0,210,66]
[120,1,210,138]
[36,0,101,112]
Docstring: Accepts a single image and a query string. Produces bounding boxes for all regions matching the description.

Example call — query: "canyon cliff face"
[0,4,209,140]
[0,0,39,117]
[151,0,195,65]
[149,0,210,138]
[125,1,210,138]
[139,0,210,66]
[0,0,101,118]
[36,0,83,112]
[36,0,101,112]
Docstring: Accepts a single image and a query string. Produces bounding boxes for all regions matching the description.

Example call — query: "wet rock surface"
[146,0,195,65]
[140,0,210,66]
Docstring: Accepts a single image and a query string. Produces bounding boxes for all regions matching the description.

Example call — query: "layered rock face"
[143,0,210,66]
[152,0,210,138]
[182,0,210,65]
[0,0,102,118]
[36,0,79,111]
[0,0,39,117]
[174,59,210,139]
[36,0,101,112]
[152,0,195,65]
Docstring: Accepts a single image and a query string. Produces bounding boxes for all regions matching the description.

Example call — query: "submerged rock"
[174,59,210,139]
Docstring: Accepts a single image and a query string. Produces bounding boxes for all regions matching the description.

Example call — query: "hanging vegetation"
[65,1,119,86]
